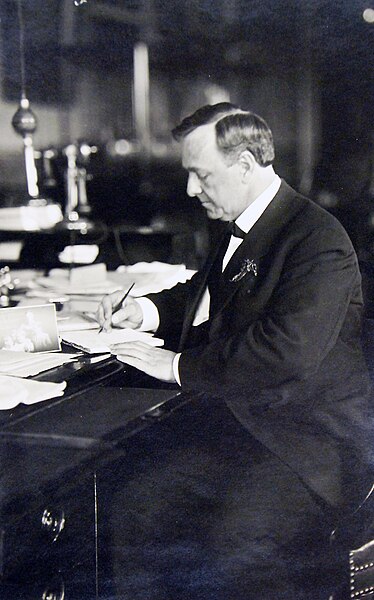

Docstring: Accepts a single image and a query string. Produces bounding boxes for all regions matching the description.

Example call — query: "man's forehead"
[181,123,217,166]
[185,122,216,146]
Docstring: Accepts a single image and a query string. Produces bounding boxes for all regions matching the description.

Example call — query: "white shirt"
[137,175,281,383]
[222,175,281,270]
[192,175,281,327]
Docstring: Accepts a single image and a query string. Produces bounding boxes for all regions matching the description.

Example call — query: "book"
[62,328,164,354]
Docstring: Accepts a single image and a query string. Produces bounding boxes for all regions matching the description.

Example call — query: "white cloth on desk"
[0,374,66,410]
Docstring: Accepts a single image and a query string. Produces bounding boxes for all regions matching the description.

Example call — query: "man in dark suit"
[97,103,373,598]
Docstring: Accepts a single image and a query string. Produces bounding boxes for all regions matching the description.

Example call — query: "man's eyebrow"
[183,166,208,175]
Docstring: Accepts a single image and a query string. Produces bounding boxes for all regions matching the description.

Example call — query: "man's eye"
[199,173,209,182]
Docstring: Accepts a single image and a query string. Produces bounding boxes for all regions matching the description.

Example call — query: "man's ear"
[238,150,256,181]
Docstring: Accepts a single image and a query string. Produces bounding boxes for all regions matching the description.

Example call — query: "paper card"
[0,304,61,353]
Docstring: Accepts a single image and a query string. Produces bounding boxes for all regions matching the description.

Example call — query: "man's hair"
[172,102,275,167]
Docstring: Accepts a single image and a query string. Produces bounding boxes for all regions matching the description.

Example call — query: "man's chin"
[205,207,224,220]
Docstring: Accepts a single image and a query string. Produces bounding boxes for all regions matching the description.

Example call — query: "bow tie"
[228,221,246,239]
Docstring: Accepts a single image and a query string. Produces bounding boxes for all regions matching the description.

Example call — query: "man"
[97,103,373,598]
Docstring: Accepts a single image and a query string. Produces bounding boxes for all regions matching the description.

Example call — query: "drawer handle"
[42,579,65,600]
[41,509,65,542]
[141,406,165,421]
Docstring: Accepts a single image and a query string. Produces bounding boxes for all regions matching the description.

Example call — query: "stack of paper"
[57,312,100,333]
[0,350,78,378]
[24,262,194,300]
[116,261,195,296]
[22,264,121,312]
[18,261,196,315]
[34,263,122,296]
[62,328,164,354]
[0,375,66,410]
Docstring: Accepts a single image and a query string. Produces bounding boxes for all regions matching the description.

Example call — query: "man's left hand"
[110,341,177,383]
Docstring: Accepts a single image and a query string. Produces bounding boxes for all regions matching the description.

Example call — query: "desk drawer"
[0,467,96,583]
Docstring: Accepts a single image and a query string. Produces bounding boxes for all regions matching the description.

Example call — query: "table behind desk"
[0,356,189,598]
[0,225,175,271]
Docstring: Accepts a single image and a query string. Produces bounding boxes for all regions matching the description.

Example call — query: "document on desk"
[62,329,164,354]
[28,262,195,301]
[0,349,79,377]
[0,375,66,410]
[115,262,196,296]
[57,311,100,332]
[34,263,122,296]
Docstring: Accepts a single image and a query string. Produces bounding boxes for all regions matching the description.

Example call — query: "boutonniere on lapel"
[230,258,258,283]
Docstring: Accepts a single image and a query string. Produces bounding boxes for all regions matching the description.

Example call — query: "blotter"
[62,329,164,354]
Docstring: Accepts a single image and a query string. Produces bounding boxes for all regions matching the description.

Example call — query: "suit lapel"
[234,180,303,263]
[179,181,304,348]
[210,181,305,315]
[178,227,229,350]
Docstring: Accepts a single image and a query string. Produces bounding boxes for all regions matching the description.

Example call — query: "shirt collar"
[235,175,281,234]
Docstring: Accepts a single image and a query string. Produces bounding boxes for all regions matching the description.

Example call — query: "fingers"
[100,296,113,331]
[111,302,142,328]
[111,342,177,383]
[110,341,155,361]
[115,354,147,372]
[95,291,121,331]
[96,292,143,331]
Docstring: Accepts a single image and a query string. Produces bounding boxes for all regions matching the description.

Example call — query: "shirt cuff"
[172,352,182,386]
[135,297,160,332]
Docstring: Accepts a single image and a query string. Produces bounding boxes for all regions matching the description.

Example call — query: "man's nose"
[186,173,202,197]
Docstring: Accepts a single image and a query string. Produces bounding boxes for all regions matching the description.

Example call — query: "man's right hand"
[96,290,143,332]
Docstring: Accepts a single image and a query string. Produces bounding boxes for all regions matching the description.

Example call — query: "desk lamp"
[11,0,53,210]
[12,0,61,223]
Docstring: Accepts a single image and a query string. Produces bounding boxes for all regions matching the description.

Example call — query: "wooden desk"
[0,355,190,598]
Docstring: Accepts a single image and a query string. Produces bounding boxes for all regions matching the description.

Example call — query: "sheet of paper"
[57,312,100,332]
[115,262,195,296]
[0,350,78,377]
[29,262,195,300]
[35,277,122,296]
[66,298,104,313]
[0,375,66,410]
[34,264,122,295]
[62,328,164,354]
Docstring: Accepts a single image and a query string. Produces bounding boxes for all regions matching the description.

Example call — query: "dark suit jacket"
[148,181,373,509]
